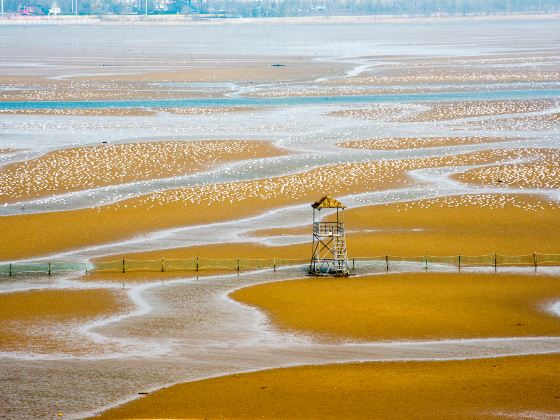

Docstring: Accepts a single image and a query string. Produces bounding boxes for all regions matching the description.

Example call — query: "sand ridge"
[93,354,560,419]
[1,148,550,260]
[97,193,560,268]
[231,273,560,342]
[339,136,514,150]
[0,140,287,203]
[453,155,560,190]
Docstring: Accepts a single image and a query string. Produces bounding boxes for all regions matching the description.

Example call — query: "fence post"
[237,258,240,272]
[48,261,51,276]
[122,258,125,274]
[196,256,199,272]
[494,254,497,272]
[161,258,164,273]
[533,252,537,272]
[458,255,461,272]
[424,256,428,271]
[385,255,389,272]
[352,257,355,271]
[9,263,12,277]
[273,258,276,272]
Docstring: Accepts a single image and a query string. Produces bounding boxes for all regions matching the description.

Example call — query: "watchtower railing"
[313,221,344,236]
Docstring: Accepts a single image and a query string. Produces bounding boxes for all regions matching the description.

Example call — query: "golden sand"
[339,136,511,150]
[454,156,560,190]
[0,108,157,116]
[94,354,560,419]
[344,194,560,256]
[0,107,258,117]
[325,105,412,120]
[101,193,560,266]
[401,99,558,122]
[0,288,129,353]
[232,273,560,341]
[342,56,560,85]
[1,149,554,261]
[162,106,257,115]
[0,140,286,203]
[0,77,227,102]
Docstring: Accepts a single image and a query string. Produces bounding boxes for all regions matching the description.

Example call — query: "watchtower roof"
[311,195,346,209]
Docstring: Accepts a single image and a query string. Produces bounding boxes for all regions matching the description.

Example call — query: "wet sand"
[94,353,560,419]
[339,136,513,150]
[0,288,130,354]
[0,140,286,203]
[401,99,559,122]
[1,19,560,419]
[100,193,560,265]
[0,108,157,116]
[232,273,560,341]
[454,157,560,190]
[1,149,547,260]
[344,194,560,256]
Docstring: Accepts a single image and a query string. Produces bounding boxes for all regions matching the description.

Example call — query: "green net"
[9,262,50,274]
[92,260,123,273]
[387,256,426,263]
[164,258,197,271]
[427,256,460,266]
[274,258,309,267]
[50,261,91,273]
[125,259,164,272]
[0,264,11,276]
[496,254,535,266]
[536,253,560,264]
[2,254,560,276]
[198,258,238,270]
[238,259,275,270]
[458,254,496,266]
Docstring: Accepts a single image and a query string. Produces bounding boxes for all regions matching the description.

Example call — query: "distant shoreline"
[0,12,558,25]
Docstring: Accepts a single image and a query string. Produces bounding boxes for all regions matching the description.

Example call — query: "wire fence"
[1,253,559,277]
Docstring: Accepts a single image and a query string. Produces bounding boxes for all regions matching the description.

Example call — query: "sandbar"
[94,353,560,419]
[0,140,286,203]
[0,288,130,354]
[232,272,560,342]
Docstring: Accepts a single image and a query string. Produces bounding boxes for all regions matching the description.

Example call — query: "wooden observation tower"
[309,196,349,276]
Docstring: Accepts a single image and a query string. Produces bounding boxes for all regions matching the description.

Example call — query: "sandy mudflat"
[0,108,157,116]
[0,106,256,116]
[99,193,560,267]
[0,77,234,102]
[325,105,413,120]
[343,57,560,86]
[82,61,346,84]
[401,99,559,122]
[93,353,560,419]
[339,136,513,150]
[343,194,560,256]
[0,288,130,354]
[232,273,560,341]
[0,140,286,203]
[454,157,560,190]
[1,148,546,260]
[465,111,560,131]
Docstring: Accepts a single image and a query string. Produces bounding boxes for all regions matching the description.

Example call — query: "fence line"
[1,253,559,277]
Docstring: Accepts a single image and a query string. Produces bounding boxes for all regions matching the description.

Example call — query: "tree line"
[3,0,560,17]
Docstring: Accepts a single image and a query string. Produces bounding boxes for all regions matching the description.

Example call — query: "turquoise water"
[2,89,560,110]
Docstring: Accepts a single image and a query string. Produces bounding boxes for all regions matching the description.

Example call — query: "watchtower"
[309,196,349,276]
